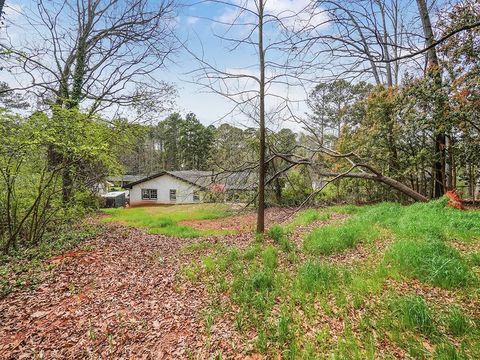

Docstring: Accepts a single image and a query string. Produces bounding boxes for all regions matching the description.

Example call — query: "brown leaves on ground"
[180,207,292,232]
[0,208,298,359]
[0,223,216,359]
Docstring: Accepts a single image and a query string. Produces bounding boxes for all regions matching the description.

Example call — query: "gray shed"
[102,191,127,208]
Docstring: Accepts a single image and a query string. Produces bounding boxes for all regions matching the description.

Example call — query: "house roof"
[124,170,255,191]
[107,175,145,183]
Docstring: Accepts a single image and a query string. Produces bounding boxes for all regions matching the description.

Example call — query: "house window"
[169,189,177,202]
[141,189,157,200]
[193,191,200,202]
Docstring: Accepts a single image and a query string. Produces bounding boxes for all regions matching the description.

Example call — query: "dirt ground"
[180,207,293,232]
[0,209,297,359]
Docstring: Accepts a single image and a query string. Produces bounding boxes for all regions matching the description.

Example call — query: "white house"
[125,170,253,206]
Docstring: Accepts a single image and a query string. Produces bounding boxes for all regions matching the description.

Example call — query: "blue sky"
[1,0,448,130]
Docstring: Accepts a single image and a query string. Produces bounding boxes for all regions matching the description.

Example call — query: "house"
[106,175,146,189]
[125,170,254,206]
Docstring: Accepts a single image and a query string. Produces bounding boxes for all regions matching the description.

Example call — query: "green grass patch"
[297,261,348,293]
[102,204,232,238]
[293,208,330,225]
[445,305,472,336]
[181,199,480,357]
[304,219,380,255]
[387,239,473,289]
[391,295,435,335]
[268,224,294,253]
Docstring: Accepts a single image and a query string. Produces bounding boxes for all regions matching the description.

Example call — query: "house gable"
[129,173,203,205]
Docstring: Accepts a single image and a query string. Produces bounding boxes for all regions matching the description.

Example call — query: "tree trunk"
[416,0,446,198]
[256,0,266,233]
[317,171,429,202]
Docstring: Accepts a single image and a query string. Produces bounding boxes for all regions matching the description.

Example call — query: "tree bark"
[317,171,429,202]
[256,0,266,233]
[416,0,447,198]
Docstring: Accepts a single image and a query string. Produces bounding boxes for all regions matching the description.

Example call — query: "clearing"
[1,200,480,359]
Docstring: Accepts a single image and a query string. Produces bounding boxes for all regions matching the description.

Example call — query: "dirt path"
[0,223,214,359]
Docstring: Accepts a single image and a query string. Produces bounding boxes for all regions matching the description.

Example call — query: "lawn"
[182,199,480,358]
[102,203,234,237]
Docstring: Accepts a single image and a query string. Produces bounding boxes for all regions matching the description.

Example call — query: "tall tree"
[1,0,177,201]
[416,0,448,197]
[188,0,321,232]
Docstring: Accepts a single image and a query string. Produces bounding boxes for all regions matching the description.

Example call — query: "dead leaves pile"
[0,223,218,359]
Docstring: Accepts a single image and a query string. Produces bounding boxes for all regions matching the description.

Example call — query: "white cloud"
[215,0,329,31]
[186,16,199,25]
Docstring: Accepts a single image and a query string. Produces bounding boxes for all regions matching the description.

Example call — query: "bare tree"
[288,0,422,85]
[186,0,326,232]
[0,0,5,21]
[1,0,177,117]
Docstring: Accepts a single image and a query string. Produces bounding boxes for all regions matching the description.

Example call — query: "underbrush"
[0,222,101,298]
[181,199,480,358]
[103,204,232,237]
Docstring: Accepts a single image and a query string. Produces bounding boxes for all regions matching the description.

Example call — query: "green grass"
[181,199,480,358]
[304,218,380,255]
[296,261,347,293]
[445,305,472,336]
[387,238,473,288]
[102,204,232,238]
[392,295,435,335]
[282,208,331,234]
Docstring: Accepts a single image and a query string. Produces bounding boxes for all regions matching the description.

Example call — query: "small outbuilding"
[102,191,127,208]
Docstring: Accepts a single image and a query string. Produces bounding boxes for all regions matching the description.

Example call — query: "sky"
[1,0,446,130]
[166,0,326,129]
[1,0,327,131]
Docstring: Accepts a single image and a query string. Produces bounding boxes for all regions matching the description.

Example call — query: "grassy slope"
[102,204,233,237]
[183,199,480,358]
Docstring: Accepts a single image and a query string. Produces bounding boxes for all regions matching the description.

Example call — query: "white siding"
[129,174,202,205]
